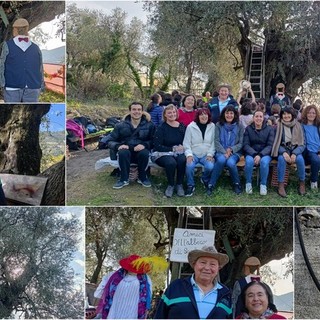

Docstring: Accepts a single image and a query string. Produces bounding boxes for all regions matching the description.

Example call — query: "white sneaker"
[245,183,253,194]
[260,184,267,195]
[311,181,318,189]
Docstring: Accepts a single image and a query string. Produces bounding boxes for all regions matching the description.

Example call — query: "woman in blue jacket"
[243,109,275,195]
[207,105,244,195]
[301,105,320,190]
[271,106,305,197]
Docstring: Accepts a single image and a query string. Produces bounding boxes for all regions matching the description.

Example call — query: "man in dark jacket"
[154,246,232,319]
[108,102,155,189]
[208,83,238,123]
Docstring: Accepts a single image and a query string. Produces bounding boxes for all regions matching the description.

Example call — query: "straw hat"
[217,83,232,91]
[13,18,29,28]
[188,246,229,268]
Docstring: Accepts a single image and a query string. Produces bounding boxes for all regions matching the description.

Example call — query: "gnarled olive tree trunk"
[38,158,65,206]
[0,104,50,175]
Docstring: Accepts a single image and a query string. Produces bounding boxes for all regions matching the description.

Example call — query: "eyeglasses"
[307,112,316,115]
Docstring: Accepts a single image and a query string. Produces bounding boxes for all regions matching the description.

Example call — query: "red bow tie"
[18,37,28,42]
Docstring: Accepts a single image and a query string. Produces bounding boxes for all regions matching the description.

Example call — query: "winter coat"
[215,122,244,157]
[208,96,238,124]
[147,104,163,127]
[243,121,275,157]
[108,112,155,152]
[154,276,232,319]
[183,121,215,158]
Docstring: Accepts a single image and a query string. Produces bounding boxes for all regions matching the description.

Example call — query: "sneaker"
[185,185,195,197]
[260,184,267,196]
[245,183,253,194]
[206,185,214,196]
[233,183,242,195]
[165,185,174,198]
[113,180,129,189]
[176,184,185,197]
[137,178,151,188]
[311,181,318,189]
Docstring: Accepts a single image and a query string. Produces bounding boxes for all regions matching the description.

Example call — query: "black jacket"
[108,113,155,152]
[243,121,275,157]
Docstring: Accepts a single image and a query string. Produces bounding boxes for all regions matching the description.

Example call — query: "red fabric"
[119,255,151,274]
[18,37,28,42]
[178,109,196,127]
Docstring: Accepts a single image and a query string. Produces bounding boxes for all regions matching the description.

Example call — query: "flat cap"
[13,18,29,28]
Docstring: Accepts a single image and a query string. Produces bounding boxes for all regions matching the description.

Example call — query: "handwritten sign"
[170,228,216,263]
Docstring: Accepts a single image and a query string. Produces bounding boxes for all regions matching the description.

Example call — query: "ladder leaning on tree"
[247,43,266,99]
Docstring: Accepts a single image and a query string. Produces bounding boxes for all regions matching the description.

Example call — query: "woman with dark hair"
[239,101,253,128]
[207,105,244,195]
[147,93,163,127]
[243,109,275,195]
[178,94,197,127]
[271,106,306,197]
[236,281,286,319]
[183,108,215,196]
[301,104,320,190]
[153,104,186,197]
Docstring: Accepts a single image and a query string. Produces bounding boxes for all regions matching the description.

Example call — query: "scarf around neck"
[271,118,304,157]
[96,268,151,319]
[220,123,238,149]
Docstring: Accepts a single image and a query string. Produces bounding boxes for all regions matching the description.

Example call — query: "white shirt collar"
[13,35,32,52]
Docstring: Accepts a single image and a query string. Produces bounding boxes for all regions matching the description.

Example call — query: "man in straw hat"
[0,18,44,102]
[155,246,232,319]
[208,83,239,124]
[94,254,167,319]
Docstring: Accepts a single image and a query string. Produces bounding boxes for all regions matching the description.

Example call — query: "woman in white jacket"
[183,108,215,196]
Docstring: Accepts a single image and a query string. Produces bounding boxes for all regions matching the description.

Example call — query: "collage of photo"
[0,1,320,319]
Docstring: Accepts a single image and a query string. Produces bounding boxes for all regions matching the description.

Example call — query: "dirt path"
[66,144,156,206]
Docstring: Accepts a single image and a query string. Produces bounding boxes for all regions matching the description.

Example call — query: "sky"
[61,207,85,287]
[40,103,65,132]
[265,257,293,296]
[69,0,147,23]
[36,18,66,50]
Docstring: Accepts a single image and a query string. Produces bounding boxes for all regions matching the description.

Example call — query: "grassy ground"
[67,156,319,206]
[40,89,65,103]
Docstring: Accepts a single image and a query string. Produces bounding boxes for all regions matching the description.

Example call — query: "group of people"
[107,82,319,198]
[93,247,286,319]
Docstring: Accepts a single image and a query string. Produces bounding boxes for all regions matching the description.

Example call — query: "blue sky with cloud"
[40,103,65,132]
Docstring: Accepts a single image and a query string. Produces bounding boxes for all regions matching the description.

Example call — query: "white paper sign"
[170,228,216,263]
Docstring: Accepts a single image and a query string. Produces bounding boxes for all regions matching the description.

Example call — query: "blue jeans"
[209,152,240,186]
[305,151,320,182]
[277,154,305,182]
[186,155,214,186]
[244,155,271,186]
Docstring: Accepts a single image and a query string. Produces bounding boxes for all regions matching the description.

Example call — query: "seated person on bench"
[108,102,155,189]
